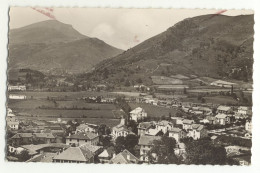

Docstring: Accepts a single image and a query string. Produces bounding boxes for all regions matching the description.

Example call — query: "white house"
[169,128,186,142]
[155,120,173,134]
[182,119,194,131]
[217,106,232,114]
[245,120,252,133]
[237,106,251,115]
[130,107,147,122]
[8,85,26,91]
[210,80,236,88]
[137,122,154,136]
[187,124,207,140]
[138,136,161,162]
[9,94,26,100]
[112,118,133,138]
[215,114,230,125]
[76,123,99,134]
[66,132,99,146]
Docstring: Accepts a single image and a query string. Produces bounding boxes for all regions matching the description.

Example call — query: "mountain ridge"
[8,20,123,74]
[89,14,254,85]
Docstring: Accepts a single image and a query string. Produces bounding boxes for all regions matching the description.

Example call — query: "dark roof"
[66,132,98,140]
[11,133,33,139]
[137,122,153,129]
[138,136,161,146]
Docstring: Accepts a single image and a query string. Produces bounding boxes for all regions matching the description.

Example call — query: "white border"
[1,1,259,173]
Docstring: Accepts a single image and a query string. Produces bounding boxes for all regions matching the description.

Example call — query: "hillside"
[89,14,254,85]
[8,20,123,74]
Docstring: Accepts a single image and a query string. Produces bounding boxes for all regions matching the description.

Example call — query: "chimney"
[112,153,116,159]
[120,118,125,125]
[127,154,130,161]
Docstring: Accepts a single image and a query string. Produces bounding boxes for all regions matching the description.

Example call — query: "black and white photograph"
[5,7,254,165]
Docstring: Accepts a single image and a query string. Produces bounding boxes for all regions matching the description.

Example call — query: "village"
[6,79,252,165]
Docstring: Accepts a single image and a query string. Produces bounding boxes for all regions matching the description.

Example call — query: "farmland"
[129,103,177,118]
[8,91,122,127]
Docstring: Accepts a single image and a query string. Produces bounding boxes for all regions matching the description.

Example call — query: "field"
[182,95,239,105]
[8,91,122,127]
[9,91,117,99]
[129,103,177,118]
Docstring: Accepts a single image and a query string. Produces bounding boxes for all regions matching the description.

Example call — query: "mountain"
[90,14,254,85]
[8,20,123,74]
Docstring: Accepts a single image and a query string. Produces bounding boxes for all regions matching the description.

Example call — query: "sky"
[9,7,253,50]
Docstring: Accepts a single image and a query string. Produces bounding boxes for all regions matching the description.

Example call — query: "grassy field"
[17,116,120,127]
[182,95,239,105]
[129,103,177,118]
[8,91,117,99]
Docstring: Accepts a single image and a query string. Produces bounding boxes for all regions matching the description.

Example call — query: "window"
[77,139,79,142]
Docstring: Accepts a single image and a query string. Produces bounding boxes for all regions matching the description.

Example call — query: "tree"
[148,136,179,164]
[137,78,143,84]
[114,136,126,154]
[125,134,139,154]
[185,138,227,165]
[124,80,131,87]
[101,136,112,148]
[127,120,138,134]
[17,150,30,162]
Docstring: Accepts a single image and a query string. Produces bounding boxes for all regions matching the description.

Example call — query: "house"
[33,133,56,144]
[198,107,213,115]
[245,120,252,133]
[169,128,186,142]
[53,146,94,163]
[109,149,139,164]
[8,85,26,91]
[79,143,103,157]
[174,142,186,156]
[98,146,115,163]
[6,120,19,130]
[182,119,194,131]
[215,114,230,125]
[217,106,232,114]
[76,123,99,134]
[210,80,236,88]
[9,94,27,100]
[138,136,161,162]
[187,124,207,140]
[130,107,147,122]
[206,116,217,124]
[112,118,133,138]
[155,120,173,134]
[10,133,34,146]
[66,132,99,147]
[171,117,184,125]
[21,143,70,157]
[237,106,252,115]
[137,122,154,136]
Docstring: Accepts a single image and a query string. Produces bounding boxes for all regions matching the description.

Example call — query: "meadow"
[129,103,177,118]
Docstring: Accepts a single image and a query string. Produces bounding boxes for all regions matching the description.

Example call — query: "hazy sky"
[9,7,253,50]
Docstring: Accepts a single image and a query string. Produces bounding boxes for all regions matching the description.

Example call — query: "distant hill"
[90,14,254,85]
[8,20,123,74]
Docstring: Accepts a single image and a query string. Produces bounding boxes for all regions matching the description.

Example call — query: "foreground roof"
[109,149,139,164]
[53,147,93,162]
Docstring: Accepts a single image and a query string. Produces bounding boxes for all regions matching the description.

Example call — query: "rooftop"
[138,136,161,146]
[217,106,231,111]
[130,107,145,114]
[66,132,98,140]
[216,113,228,119]
[109,149,139,164]
[53,147,93,162]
